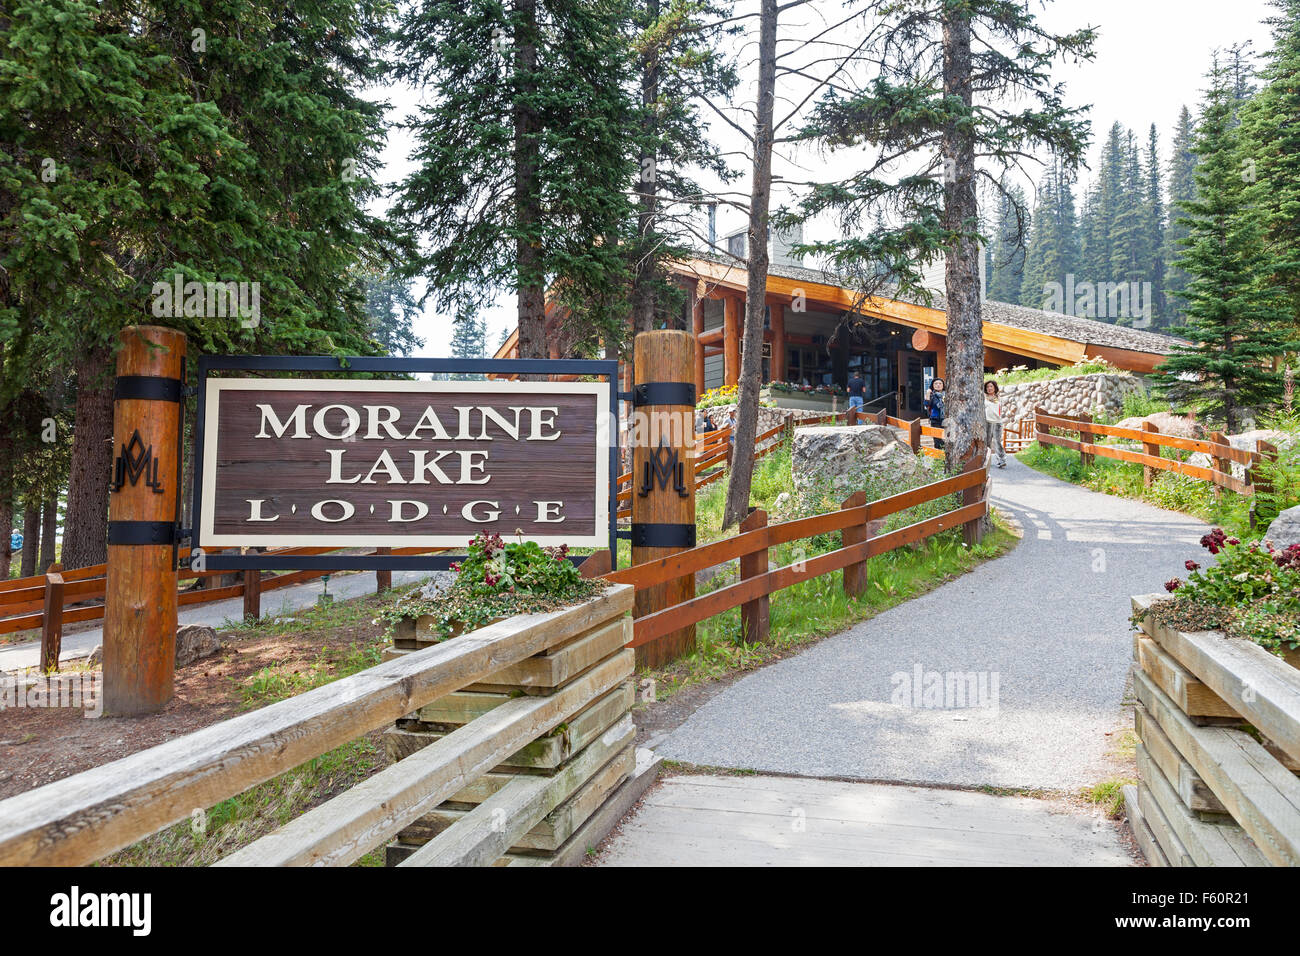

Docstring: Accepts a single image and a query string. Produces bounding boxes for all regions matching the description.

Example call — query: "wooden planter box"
[1127,594,1300,868]
[381,583,651,866]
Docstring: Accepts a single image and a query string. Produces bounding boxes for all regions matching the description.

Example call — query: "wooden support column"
[631,330,697,668]
[739,508,770,643]
[375,547,392,594]
[1141,421,1160,487]
[841,491,869,597]
[40,564,64,673]
[103,325,186,717]
[908,418,922,453]
[769,300,786,382]
[723,295,740,387]
[692,296,705,397]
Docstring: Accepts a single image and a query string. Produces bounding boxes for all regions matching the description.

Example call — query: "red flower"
[1184,560,1200,572]
[1164,578,1182,593]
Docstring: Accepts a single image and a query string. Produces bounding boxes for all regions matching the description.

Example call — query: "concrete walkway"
[0,569,434,673]
[599,774,1135,866]
[653,457,1208,791]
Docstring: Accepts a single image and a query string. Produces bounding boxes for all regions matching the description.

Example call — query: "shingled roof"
[689,250,1185,356]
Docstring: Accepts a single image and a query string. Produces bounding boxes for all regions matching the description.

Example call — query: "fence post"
[908,417,922,453]
[1141,420,1160,487]
[739,508,770,643]
[40,564,64,674]
[375,547,392,594]
[873,408,888,426]
[841,491,869,597]
[1078,412,1094,469]
[962,455,986,547]
[242,568,262,623]
[1208,430,1230,496]
[103,325,185,717]
[630,329,697,668]
[1034,406,1049,446]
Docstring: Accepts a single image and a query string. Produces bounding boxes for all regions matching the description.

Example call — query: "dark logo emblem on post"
[112,429,163,494]
[639,439,689,498]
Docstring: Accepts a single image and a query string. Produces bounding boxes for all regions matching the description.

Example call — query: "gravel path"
[657,457,1209,790]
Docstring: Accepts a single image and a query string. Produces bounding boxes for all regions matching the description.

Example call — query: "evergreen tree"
[1156,60,1295,430]
[1164,105,1198,320]
[1107,129,1147,324]
[1077,122,1125,296]
[1143,125,1167,326]
[986,184,1028,305]
[1020,162,1079,310]
[1239,0,1300,333]
[364,273,425,357]
[392,0,638,361]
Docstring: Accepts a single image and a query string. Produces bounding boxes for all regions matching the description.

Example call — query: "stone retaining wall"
[998,373,1144,426]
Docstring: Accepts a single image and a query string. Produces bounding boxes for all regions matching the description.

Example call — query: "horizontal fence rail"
[1031,405,1276,496]
[0,585,634,867]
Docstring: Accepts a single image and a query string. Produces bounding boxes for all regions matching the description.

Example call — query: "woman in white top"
[984,380,1007,468]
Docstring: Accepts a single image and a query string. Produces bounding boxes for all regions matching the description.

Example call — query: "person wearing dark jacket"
[924,377,946,451]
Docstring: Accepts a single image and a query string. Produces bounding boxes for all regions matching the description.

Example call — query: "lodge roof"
[681,250,1184,358]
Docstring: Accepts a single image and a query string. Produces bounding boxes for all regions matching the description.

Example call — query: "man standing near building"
[848,370,866,423]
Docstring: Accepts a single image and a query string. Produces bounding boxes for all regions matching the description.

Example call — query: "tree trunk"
[40,494,57,573]
[62,342,115,569]
[513,0,546,364]
[722,0,777,529]
[941,8,986,474]
[630,0,661,336]
[20,498,40,578]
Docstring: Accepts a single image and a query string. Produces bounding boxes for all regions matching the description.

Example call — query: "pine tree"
[364,273,425,357]
[1020,162,1079,310]
[1156,60,1295,430]
[1143,125,1167,326]
[1164,105,1198,321]
[392,0,638,361]
[788,1,1094,473]
[1239,0,1300,333]
[1078,122,1125,297]
[986,184,1028,305]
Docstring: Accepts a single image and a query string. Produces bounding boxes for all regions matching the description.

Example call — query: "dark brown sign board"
[190,356,619,570]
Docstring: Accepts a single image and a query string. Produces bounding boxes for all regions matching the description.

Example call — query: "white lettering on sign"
[462,500,501,522]
[535,501,564,522]
[325,449,493,485]
[246,499,279,521]
[311,499,355,522]
[389,500,429,522]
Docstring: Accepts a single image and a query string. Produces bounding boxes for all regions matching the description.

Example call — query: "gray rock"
[1112,411,1205,439]
[792,425,922,496]
[87,644,102,667]
[175,624,221,668]
[1264,505,1300,551]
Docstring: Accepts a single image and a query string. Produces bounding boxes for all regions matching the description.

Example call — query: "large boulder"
[1113,412,1206,439]
[1188,429,1294,480]
[1264,505,1300,551]
[792,425,923,497]
[175,624,221,668]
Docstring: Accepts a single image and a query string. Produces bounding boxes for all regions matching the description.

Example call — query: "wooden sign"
[195,379,611,550]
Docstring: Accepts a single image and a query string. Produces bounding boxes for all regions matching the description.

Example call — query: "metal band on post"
[629,522,696,549]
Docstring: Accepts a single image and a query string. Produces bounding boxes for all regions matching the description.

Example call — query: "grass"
[1017,441,1254,536]
[1081,777,1136,819]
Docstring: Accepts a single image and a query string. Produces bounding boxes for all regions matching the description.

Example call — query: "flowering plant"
[1144,529,1300,656]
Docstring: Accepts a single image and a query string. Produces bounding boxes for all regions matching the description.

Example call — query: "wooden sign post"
[630,330,696,667]
[103,325,186,716]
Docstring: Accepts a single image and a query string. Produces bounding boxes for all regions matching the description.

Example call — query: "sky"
[370,0,1280,354]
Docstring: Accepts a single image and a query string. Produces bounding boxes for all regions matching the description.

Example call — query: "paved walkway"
[653,457,1208,791]
[0,569,435,673]
[599,774,1134,866]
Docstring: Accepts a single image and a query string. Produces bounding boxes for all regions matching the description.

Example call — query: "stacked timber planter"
[382,584,637,866]
[1128,594,1300,867]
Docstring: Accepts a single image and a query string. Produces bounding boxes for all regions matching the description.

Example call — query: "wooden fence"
[1128,594,1300,867]
[604,458,988,652]
[1031,406,1278,496]
[0,585,636,867]
[2,546,443,669]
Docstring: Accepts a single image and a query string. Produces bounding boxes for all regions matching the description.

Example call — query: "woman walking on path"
[924,377,945,450]
[984,380,1007,468]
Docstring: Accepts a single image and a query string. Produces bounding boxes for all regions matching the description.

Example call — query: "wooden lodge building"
[494,246,1181,419]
